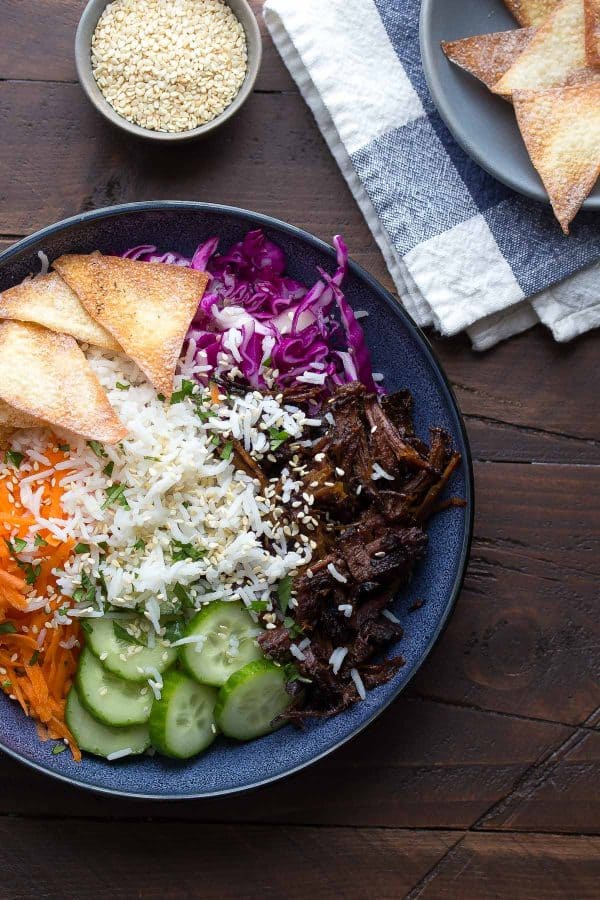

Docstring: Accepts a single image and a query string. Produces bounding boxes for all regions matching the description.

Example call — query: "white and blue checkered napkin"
[264,0,600,349]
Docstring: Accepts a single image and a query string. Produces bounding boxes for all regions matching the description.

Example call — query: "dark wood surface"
[1,2,599,897]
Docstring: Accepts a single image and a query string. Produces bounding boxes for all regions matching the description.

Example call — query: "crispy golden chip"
[0,424,16,453]
[53,254,209,398]
[493,0,592,95]
[502,0,559,26]
[0,321,127,443]
[514,80,600,232]
[584,0,600,64]
[442,28,535,91]
[0,272,120,352]
[0,399,42,430]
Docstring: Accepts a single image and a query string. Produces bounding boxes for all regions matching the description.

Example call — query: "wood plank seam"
[473,727,590,831]
[404,834,469,900]
[409,692,596,733]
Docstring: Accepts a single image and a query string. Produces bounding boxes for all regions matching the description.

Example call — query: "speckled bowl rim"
[75,0,262,142]
[0,201,474,799]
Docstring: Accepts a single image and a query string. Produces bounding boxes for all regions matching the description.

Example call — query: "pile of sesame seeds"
[91,0,248,133]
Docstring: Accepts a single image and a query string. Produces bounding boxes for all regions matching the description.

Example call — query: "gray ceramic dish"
[0,201,473,799]
[420,0,600,209]
[75,0,262,142]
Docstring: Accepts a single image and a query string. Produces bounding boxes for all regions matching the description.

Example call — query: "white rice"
[6,350,318,634]
[371,462,395,482]
[382,609,401,625]
[290,642,306,661]
[329,646,348,674]
[350,667,366,700]
[106,748,134,761]
[327,562,347,584]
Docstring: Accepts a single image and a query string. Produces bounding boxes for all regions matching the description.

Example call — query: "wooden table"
[1,2,599,896]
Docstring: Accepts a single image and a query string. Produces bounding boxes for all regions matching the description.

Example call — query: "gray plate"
[420,0,600,210]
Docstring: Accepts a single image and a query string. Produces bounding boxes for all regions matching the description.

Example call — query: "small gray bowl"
[75,0,262,142]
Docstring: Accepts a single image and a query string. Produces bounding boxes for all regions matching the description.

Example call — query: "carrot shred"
[0,439,81,760]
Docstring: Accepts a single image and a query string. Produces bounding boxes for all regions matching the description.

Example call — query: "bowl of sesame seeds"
[75,0,261,141]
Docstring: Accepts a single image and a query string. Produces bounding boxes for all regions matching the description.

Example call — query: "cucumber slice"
[84,615,177,682]
[149,670,218,759]
[215,659,292,741]
[179,601,262,687]
[76,648,153,726]
[65,688,150,759]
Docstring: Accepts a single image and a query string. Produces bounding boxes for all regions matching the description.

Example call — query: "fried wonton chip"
[0,424,16,453]
[0,399,42,430]
[493,0,592,95]
[0,321,127,443]
[53,254,209,398]
[514,80,600,232]
[442,28,535,91]
[502,0,559,26]
[0,272,120,352]
[584,0,600,64]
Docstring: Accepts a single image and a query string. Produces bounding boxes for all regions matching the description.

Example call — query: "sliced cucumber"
[65,688,150,759]
[84,615,177,682]
[76,648,153,726]
[215,659,292,741]
[179,601,263,687]
[149,670,218,759]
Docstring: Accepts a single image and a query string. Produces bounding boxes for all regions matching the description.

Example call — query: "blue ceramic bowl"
[0,202,473,798]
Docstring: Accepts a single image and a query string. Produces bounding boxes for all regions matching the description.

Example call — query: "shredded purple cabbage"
[122,229,381,394]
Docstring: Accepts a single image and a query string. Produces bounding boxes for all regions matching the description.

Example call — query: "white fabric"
[264,0,600,349]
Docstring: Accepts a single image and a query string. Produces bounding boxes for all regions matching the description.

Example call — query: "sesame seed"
[91,0,248,134]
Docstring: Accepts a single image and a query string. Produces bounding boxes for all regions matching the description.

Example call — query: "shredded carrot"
[0,439,82,761]
[209,381,220,405]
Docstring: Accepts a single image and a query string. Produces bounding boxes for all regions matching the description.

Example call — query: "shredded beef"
[257,381,465,725]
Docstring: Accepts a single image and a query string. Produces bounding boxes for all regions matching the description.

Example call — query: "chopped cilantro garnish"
[283,663,311,684]
[98,541,108,552]
[74,571,96,605]
[268,427,290,450]
[163,618,185,643]
[211,435,220,446]
[6,537,27,555]
[58,443,71,453]
[28,650,40,666]
[23,563,41,586]
[171,540,205,562]
[102,461,114,477]
[113,621,144,646]
[51,744,67,755]
[283,615,303,638]
[116,382,130,391]
[133,538,146,552]
[0,622,17,634]
[157,393,166,402]
[34,534,48,548]
[80,620,92,634]
[220,440,234,461]
[196,407,217,423]
[143,456,160,462]
[249,599,269,613]
[87,440,107,459]
[172,583,194,608]
[2,679,12,689]
[74,543,90,555]
[170,379,195,405]
[5,450,24,468]
[102,483,129,510]
[277,575,292,614]
[263,356,272,368]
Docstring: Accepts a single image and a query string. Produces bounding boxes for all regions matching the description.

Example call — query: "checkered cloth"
[264,0,600,349]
